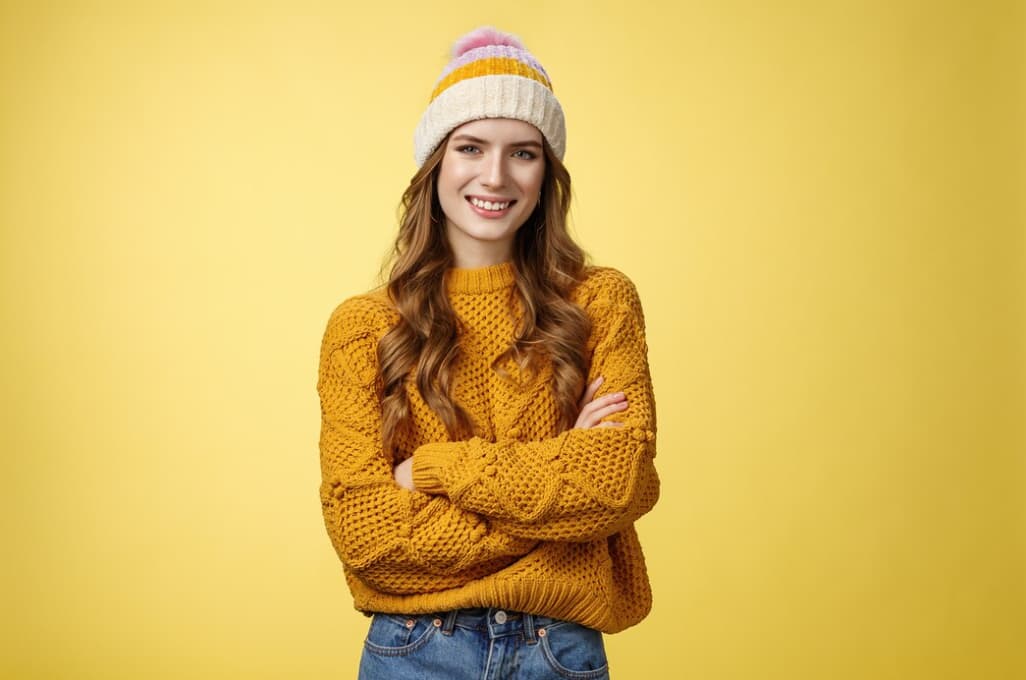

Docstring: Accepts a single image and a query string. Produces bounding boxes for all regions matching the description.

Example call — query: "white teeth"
[470,197,510,211]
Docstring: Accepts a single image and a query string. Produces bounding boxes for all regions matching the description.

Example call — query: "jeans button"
[494,610,508,624]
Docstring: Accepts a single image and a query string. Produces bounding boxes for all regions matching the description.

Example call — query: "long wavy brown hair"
[377,131,591,456]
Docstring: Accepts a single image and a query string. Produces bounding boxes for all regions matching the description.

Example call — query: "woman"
[317,26,659,679]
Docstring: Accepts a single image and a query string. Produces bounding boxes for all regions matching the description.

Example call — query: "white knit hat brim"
[413,75,566,167]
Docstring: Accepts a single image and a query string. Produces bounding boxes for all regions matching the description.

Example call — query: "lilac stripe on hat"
[435,45,552,86]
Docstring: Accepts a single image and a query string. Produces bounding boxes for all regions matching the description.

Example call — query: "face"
[435,118,545,267]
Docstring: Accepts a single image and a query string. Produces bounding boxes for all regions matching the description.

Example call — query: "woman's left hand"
[393,456,416,491]
[574,376,628,429]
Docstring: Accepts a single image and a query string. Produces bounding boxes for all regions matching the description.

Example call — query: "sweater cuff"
[412,443,463,495]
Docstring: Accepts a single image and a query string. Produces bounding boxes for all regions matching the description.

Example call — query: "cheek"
[436,171,465,208]
[438,159,472,189]
[518,167,545,196]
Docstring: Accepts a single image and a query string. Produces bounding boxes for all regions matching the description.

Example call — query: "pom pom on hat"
[451,26,525,57]
[413,26,566,167]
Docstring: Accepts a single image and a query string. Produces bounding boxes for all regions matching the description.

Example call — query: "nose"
[481,152,508,188]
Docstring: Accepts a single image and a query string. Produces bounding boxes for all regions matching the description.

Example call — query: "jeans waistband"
[438,607,546,642]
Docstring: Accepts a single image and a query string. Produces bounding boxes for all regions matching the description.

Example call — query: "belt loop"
[441,609,459,636]
[523,612,538,645]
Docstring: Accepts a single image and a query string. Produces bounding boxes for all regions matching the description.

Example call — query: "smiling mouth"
[466,196,516,212]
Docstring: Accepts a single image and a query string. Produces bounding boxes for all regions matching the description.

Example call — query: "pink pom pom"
[451,26,525,58]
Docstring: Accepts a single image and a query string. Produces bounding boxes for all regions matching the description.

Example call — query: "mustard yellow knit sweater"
[317,262,659,634]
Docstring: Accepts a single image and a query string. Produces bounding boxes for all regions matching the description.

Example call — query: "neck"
[446,224,514,268]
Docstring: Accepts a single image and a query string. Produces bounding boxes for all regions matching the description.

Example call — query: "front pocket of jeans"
[539,621,609,679]
[363,614,438,657]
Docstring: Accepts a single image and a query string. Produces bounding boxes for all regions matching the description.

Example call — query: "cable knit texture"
[317,262,659,633]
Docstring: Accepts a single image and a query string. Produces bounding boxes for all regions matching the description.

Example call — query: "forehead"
[450,118,542,142]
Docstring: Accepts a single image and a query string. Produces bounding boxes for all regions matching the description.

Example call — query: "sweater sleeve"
[410,269,660,543]
[317,296,538,594]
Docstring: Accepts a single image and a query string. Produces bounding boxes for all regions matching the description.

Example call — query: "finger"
[582,400,627,426]
[579,392,626,414]
[596,421,623,428]
[587,400,628,423]
[578,376,604,409]
[578,400,628,428]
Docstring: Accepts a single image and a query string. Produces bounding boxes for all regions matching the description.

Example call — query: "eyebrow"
[451,134,543,149]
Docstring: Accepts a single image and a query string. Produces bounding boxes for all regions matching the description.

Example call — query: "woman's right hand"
[574,376,628,429]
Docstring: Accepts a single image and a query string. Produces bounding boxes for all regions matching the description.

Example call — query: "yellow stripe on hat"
[430,57,553,102]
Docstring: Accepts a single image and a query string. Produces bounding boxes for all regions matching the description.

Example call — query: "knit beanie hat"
[413,26,566,168]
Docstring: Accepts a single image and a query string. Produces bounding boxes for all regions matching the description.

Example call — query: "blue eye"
[456,145,479,153]
[514,149,537,160]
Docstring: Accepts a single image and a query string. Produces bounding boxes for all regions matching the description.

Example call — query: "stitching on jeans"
[364,617,438,657]
[539,629,609,679]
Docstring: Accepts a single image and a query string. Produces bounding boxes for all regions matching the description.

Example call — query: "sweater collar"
[444,261,516,294]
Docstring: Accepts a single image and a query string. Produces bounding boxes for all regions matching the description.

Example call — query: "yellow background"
[2,1,1023,678]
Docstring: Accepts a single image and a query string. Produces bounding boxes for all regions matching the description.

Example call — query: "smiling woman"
[317,25,660,680]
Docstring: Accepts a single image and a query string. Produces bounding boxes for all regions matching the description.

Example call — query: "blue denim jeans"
[358,606,610,679]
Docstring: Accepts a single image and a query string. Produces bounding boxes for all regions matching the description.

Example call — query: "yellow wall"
[1,1,1023,678]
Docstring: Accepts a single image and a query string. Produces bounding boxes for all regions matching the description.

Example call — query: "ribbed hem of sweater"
[348,569,643,634]
[444,261,516,294]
